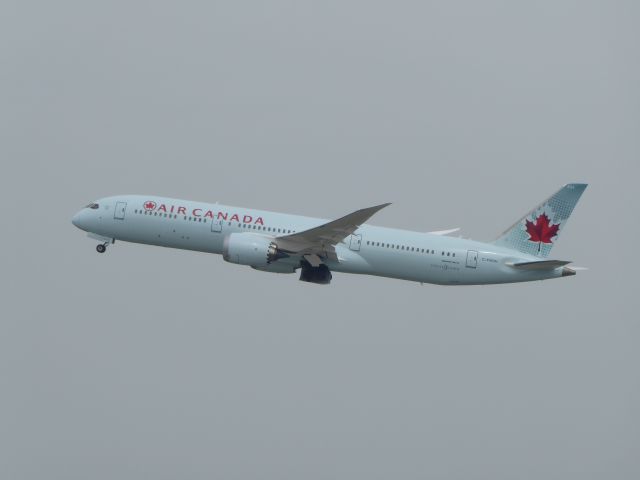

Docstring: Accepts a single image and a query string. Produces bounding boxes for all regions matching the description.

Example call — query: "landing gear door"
[466,250,478,268]
[114,201,127,220]
[211,219,223,233]
[349,234,362,251]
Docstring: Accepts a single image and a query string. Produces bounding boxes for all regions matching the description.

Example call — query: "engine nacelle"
[222,233,282,267]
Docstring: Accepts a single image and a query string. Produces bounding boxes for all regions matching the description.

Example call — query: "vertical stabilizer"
[492,183,587,258]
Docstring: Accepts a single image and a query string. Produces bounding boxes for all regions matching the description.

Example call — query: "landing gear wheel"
[96,244,107,253]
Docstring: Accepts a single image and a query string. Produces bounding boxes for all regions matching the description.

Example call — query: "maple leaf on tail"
[525,213,560,253]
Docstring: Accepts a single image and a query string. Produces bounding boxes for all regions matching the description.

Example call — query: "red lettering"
[177,206,186,215]
[170,205,175,213]
[243,215,253,224]
[204,210,214,219]
[255,217,264,225]
[193,208,202,217]
[217,212,228,220]
[230,213,239,222]
[157,204,167,213]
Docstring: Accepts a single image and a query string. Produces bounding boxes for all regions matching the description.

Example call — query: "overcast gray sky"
[1,1,638,479]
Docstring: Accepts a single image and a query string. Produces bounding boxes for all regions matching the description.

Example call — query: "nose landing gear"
[89,235,114,253]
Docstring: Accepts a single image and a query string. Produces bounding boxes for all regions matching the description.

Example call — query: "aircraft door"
[466,250,478,268]
[211,219,223,233]
[114,201,127,220]
[349,234,362,251]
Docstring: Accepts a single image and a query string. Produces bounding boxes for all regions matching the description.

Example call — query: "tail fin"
[492,183,587,258]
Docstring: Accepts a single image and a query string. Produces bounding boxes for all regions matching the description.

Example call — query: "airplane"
[71,183,587,286]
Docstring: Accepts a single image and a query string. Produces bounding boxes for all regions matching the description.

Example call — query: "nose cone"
[72,210,88,231]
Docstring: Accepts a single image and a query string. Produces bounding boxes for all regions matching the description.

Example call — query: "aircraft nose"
[72,210,87,230]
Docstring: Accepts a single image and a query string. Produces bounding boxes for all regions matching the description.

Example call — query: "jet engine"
[222,233,285,267]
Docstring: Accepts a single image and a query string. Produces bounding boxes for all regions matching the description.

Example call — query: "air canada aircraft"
[72,183,587,286]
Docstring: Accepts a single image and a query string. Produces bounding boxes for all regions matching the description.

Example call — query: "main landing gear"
[299,260,332,285]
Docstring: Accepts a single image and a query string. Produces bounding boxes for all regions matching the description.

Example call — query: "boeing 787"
[72,183,587,285]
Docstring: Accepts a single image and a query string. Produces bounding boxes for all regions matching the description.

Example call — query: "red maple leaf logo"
[525,213,560,251]
[144,201,156,211]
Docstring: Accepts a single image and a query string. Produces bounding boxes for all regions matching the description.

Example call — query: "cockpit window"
[85,203,99,209]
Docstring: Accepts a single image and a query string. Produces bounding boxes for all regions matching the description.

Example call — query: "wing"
[275,203,391,261]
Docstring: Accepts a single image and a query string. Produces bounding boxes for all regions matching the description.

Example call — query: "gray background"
[1,1,638,479]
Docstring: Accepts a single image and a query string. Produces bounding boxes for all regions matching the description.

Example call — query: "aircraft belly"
[349,249,536,285]
[325,245,373,275]
[354,248,464,284]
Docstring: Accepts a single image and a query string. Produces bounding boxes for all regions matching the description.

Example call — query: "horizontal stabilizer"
[428,228,460,236]
[507,260,571,270]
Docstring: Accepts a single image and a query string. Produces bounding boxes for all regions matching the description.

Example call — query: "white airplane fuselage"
[72,194,578,286]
